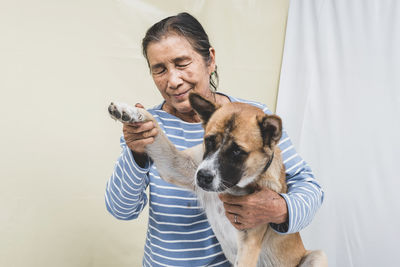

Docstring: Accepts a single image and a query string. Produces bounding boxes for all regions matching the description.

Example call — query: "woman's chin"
[176,106,195,116]
[172,101,192,113]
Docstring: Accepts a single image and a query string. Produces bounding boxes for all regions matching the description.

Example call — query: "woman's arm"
[105,136,150,220]
[271,129,324,233]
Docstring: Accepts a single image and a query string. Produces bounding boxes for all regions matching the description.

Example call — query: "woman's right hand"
[122,104,158,165]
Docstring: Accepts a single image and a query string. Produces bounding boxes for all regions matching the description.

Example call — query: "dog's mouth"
[196,170,236,192]
[198,185,230,193]
[198,184,227,192]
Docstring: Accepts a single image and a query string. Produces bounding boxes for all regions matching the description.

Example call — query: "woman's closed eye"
[151,64,166,75]
[176,62,191,68]
[152,67,166,75]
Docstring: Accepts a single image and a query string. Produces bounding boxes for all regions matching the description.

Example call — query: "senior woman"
[105,12,324,266]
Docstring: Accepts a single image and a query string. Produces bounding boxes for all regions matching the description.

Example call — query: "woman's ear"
[257,114,283,148]
[208,47,216,74]
[189,92,217,125]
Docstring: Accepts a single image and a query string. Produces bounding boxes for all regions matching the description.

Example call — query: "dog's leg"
[146,134,200,190]
[108,102,201,190]
[234,225,268,267]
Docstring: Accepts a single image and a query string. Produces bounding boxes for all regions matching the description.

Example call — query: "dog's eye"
[232,148,242,156]
[204,135,216,152]
[230,143,247,158]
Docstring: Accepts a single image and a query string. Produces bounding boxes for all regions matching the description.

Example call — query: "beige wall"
[0,0,288,266]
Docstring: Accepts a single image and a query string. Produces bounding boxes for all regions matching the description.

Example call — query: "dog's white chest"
[195,190,238,263]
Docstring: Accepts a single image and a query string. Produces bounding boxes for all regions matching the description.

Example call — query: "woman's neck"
[169,108,201,123]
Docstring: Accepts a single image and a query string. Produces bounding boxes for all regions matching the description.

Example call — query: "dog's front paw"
[108,102,146,123]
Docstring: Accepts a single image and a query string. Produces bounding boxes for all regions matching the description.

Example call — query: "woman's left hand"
[218,187,288,230]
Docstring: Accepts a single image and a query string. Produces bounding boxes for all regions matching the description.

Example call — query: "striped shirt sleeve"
[105,136,150,220]
[272,129,324,234]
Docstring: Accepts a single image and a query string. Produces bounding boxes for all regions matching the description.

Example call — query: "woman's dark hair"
[142,12,219,91]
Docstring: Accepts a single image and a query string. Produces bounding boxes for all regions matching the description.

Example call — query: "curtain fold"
[277,1,400,266]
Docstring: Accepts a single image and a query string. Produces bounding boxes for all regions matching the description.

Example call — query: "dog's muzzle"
[196,169,214,191]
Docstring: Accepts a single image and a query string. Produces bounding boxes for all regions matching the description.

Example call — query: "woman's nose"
[167,69,183,89]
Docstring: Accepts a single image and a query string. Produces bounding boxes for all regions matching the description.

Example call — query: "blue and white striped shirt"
[105,94,324,266]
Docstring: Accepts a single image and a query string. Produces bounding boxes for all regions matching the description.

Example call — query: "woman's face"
[146,34,216,118]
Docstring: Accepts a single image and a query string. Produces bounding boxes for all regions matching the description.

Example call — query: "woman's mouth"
[172,89,191,100]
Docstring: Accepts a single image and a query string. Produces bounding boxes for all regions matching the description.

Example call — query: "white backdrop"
[277,0,400,266]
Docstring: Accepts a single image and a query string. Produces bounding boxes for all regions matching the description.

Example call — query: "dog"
[108,93,327,267]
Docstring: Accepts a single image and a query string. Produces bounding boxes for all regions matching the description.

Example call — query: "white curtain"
[277,0,400,266]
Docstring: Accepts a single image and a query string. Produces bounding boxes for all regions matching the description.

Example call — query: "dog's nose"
[197,169,214,189]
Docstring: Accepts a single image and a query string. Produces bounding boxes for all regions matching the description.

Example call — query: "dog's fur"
[108,93,327,267]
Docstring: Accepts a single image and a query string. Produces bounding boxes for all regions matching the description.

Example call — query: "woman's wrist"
[271,195,289,224]
[132,150,148,168]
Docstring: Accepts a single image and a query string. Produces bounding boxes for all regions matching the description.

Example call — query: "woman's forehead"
[146,35,198,63]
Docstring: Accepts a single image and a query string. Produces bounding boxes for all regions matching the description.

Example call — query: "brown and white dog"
[108,93,327,267]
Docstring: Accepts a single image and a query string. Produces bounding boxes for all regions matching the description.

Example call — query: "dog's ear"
[189,93,217,125]
[258,114,282,148]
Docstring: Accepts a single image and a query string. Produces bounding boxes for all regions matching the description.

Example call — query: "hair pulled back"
[142,12,219,91]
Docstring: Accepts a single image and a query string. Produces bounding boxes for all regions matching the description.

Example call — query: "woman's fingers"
[123,121,158,153]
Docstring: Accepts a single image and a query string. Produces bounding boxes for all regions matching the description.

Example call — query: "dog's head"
[189,93,282,192]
